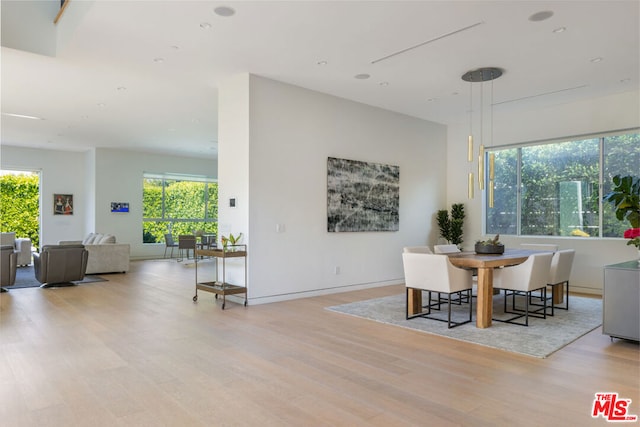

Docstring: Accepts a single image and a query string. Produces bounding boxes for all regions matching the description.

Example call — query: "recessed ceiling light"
[529,10,554,22]
[590,57,603,63]
[117,86,127,91]
[153,57,164,63]
[170,45,180,50]
[214,6,235,17]
[552,26,566,33]
[427,98,437,102]
[452,91,459,96]
[354,73,370,80]
[97,103,106,107]
[379,81,389,86]
[317,60,328,66]
[620,78,631,84]
[200,22,212,29]
[1,112,44,120]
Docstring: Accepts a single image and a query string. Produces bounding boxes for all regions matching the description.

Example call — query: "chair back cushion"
[494,252,553,292]
[1,232,16,246]
[549,249,575,284]
[403,246,432,254]
[178,235,196,249]
[402,252,472,293]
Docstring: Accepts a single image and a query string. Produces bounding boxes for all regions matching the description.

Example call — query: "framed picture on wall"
[54,194,73,215]
[327,157,399,232]
[110,202,129,213]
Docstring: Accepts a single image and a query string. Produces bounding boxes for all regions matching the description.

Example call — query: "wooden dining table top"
[446,248,538,269]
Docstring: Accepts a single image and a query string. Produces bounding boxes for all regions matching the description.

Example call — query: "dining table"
[407,249,542,328]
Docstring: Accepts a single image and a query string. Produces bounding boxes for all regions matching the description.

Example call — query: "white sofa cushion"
[98,234,116,244]
[82,233,97,244]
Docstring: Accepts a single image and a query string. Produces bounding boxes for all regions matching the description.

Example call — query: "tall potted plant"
[603,175,640,256]
[436,203,465,248]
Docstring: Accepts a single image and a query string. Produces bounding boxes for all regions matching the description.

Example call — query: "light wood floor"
[1,259,638,427]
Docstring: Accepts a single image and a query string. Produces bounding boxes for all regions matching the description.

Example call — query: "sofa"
[59,233,129,274]
[0,232,32,266]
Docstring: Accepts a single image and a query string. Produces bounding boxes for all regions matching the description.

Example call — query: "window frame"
[484,128,640,239]
[142,172,218,244]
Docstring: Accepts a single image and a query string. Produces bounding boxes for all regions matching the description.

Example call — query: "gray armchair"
[33,244,89,288]
[1,245,17,292]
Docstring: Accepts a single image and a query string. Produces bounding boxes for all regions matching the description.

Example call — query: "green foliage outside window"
[142,177,218,244]
[0,172,40,249]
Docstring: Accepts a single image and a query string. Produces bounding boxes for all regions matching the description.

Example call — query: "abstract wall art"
[327,157,399,232]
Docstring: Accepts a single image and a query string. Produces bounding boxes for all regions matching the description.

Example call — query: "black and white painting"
[327,157,399,232]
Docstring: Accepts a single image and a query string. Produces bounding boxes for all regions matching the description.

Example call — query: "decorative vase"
[474,243,505,254]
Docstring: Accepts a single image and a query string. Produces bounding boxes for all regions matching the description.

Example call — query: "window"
[0,170,40,249]
[486,131,640,238]
[142,173,218,243]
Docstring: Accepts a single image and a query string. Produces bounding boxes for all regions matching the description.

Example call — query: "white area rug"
[327,293,602,358]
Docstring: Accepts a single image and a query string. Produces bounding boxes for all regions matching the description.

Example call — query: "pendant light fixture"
[461,67,503,207]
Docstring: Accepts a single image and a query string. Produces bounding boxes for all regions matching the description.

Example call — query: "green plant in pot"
[603,175,640,250]
[475,234,504,254]
[221,232,243,250]
[436,203,465,249]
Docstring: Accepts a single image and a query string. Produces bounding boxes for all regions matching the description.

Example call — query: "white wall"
[447,89,640,294]
[1,145,87,246]
[218,75,447,304]
[1,146,216,257]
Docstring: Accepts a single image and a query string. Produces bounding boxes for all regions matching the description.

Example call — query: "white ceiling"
[1,1,638,159]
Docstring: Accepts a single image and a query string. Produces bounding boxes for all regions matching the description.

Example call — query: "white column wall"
[218,74,447,304]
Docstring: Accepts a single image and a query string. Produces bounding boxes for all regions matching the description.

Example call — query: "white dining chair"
[527,248,575,316]
[402,252,473,328]
[404,245,470,305]
[492,252,553,326]
[546,249,575,314]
